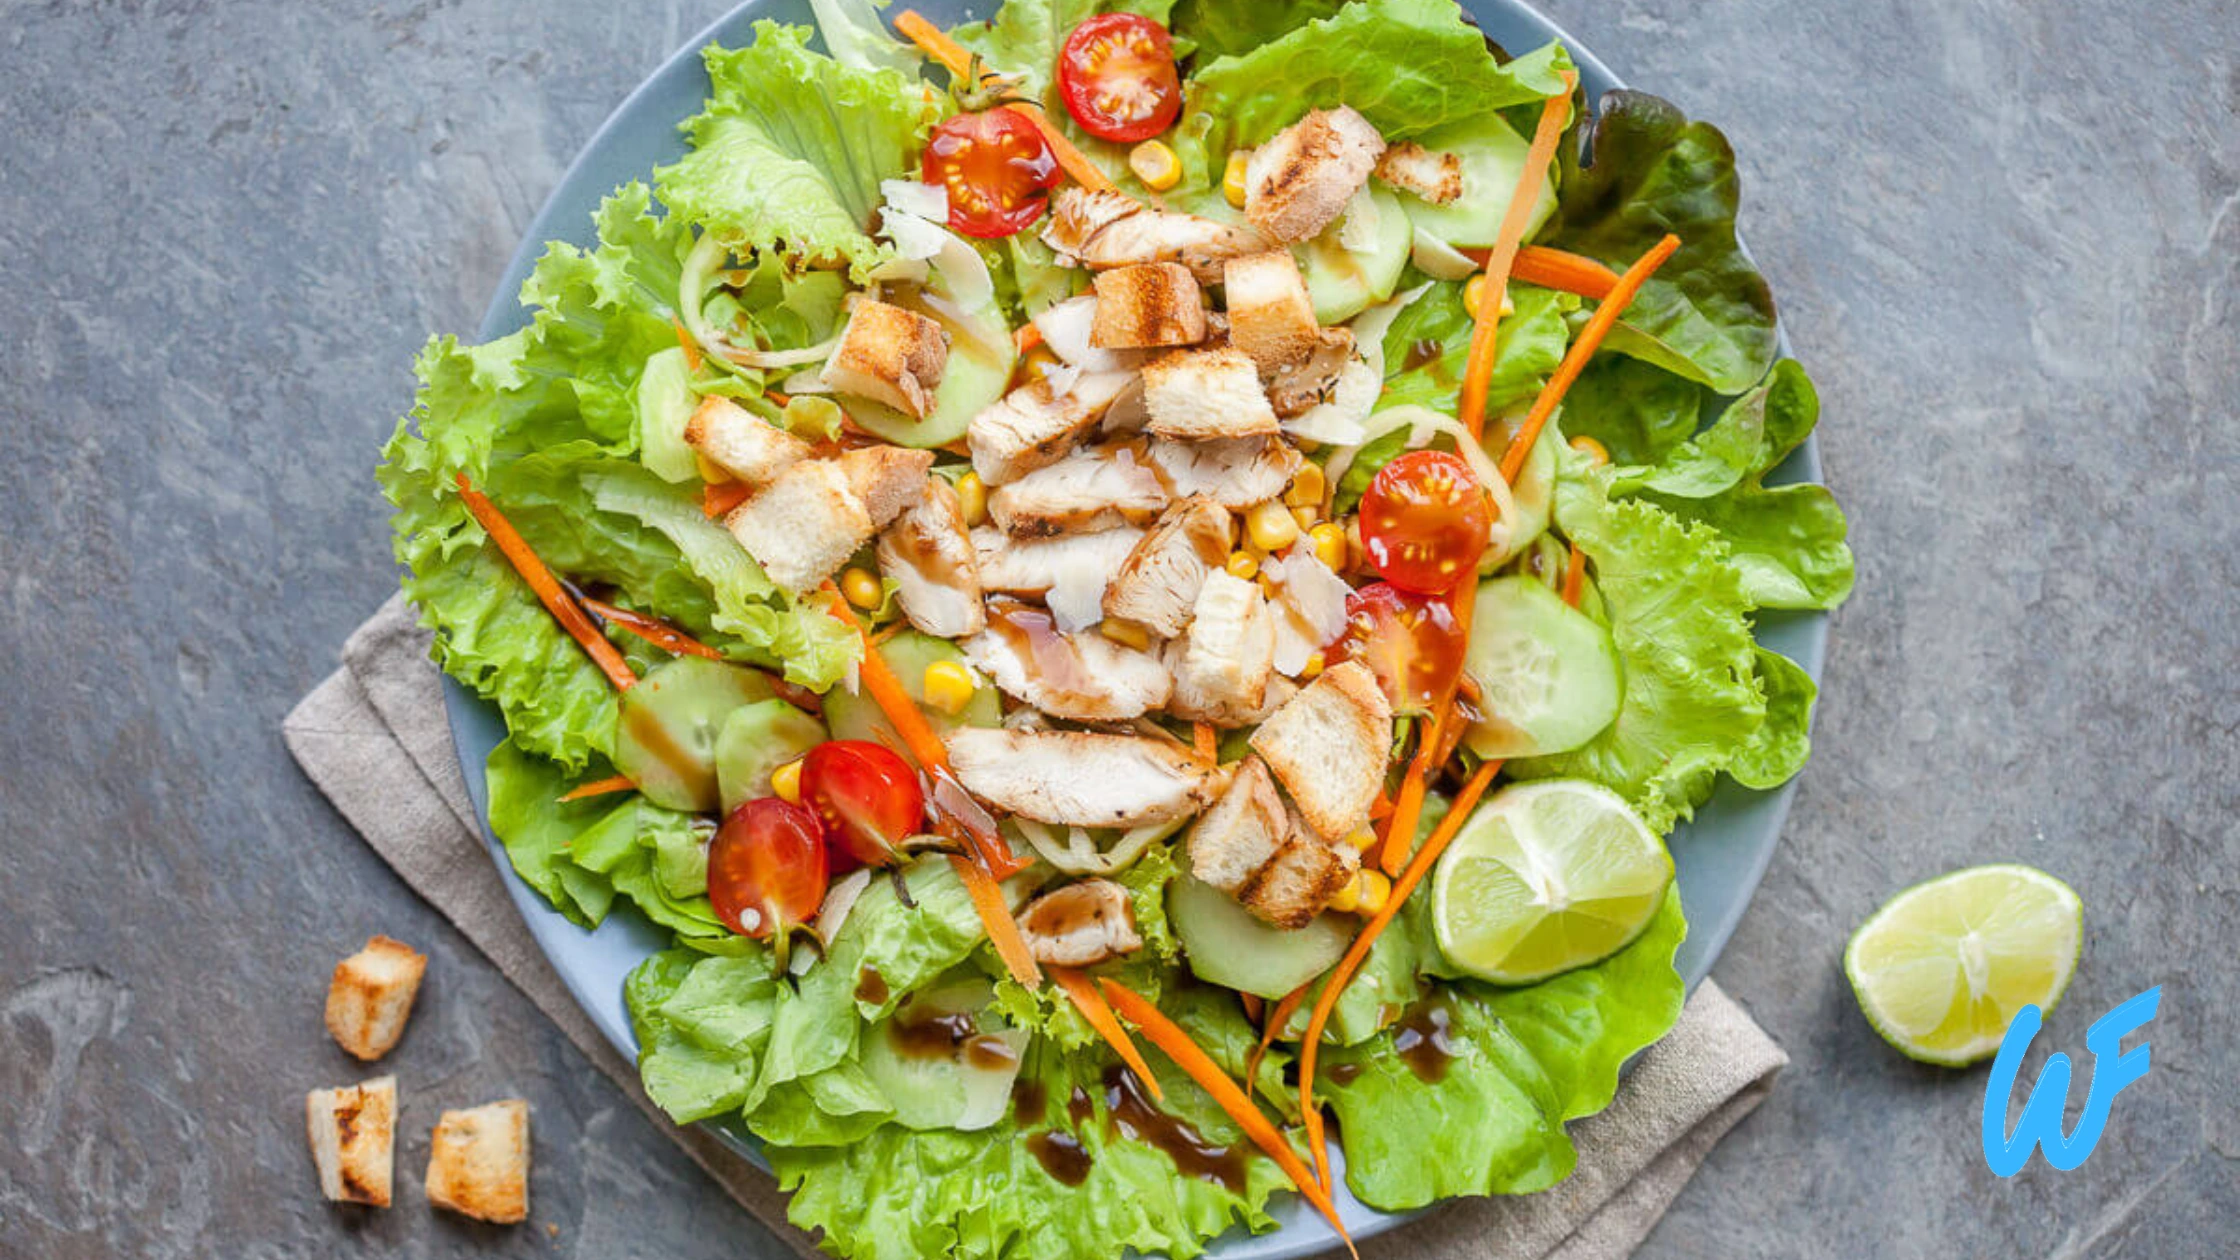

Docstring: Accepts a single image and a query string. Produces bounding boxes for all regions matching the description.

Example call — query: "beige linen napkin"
[285,595,1786,1259]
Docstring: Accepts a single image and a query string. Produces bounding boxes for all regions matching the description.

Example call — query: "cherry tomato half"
[1057,14,1183,144]
[800,740,927,867]
[1358,450,1493,593]
[1328,582,1469,714]
[708,798,830,938]
[922,110,1062,239]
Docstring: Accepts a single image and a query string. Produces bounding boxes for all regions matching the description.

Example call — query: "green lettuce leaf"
[1320,888,1686,1209]
[656,22,943,279]
[1556,355,1709,467]
[1603,359,1817,499]
[952,0,1181,105]
[1731,648,1817,790]
[1548,91,1777,393]
[1167,0,1348,63]
[806,0,921,75]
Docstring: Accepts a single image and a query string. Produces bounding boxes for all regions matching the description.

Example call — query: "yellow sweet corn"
[1244,499,1300,553]
[1299,650,1326,680]
[1098,619,1152,651]
[921,660,978,716]
[1462,273,1517,320]
[842,567,883,609]
[1308,522,1347,571]
[1569,435,1610,467]
[1129,139,1182,192]
[1285,462,1327,509]
[1328,868,1392,915]
[1223,150,1251,208]
[770,758,804,804]
[954,471,988,527]
[1225,550,1260,581]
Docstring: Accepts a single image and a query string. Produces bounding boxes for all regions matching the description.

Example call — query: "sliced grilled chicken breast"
[877,478,984,638]
[964,600,1173,722]
[946,727,1217,828]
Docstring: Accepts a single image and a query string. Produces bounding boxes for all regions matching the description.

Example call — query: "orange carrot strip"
[1499,234,1682,484]
[1010,105,1117,193]
[558,774,635,803]
[950,854,1042,988]
[1459,72,1576,440]
[454,474,637,692]
[1239,992,1265,1023]
[1245,982,1312,1091]
[1051,967,1163,1101]
[1099,978,1357,1258]
[1016,321,1045,354]
[1301,759,1501,1193]
[823,585,953,774]
[672,319,703,372]
[1561,543,1587,608]
[702,481,752,519]
[893,10,1117,194]
[1193,721,1218,762]
[581,597,723,661]
[1510,245,1620,299]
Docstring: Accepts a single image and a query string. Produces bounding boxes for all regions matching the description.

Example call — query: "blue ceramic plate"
[439,2,1825,1253]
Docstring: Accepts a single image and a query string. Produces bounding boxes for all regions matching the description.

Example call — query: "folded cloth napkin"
[285,595,1787,1259]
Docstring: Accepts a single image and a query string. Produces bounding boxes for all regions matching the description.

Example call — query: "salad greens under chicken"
[378,0,1854,1255]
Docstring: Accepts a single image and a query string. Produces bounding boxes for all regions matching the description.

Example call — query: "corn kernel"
[954,471,988,527]
[1285,462,1327,509]
[1308,522,1348,571]
[1128,139,1182,192]
[1244,499,1300,553]
[696,453,732,485]
[842,567,883,609]
[1223,150,1251,208]
[1099,618,1152,651]
[1339,827,1378,853]
[1352,869,1393,916]
[770,758,804,803]
[1461,273,1517,320]
[921,659,978,716]
[1225,550,1260,581]
[1290,504,1320,532]
[1569,435,1610,467]
[1299,650,1325,680]
[1326,871,1362,914]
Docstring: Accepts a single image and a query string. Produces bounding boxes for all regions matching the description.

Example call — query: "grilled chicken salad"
[379,0,1854,1255]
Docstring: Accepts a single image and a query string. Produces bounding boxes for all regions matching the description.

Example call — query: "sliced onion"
[1410,229,1479,281]
[717,329,843,370]
[1011,817,1179,876]
[880,178,949,223]
[1263,549,1352,675]
[1336,186,1383,254]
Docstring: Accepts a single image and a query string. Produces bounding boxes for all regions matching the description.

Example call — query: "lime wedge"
[1430,779,1673,984]
[1844,864,2082,1067]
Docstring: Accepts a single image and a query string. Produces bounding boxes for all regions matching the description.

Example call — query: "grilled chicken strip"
[945,727,1217,828]
[963,600,1173,723]
[877,477,984,639]
[1017,879,1144,967]
[1041,187,1272,283]
[988,443,1170,537]
[1146,436,1302,509]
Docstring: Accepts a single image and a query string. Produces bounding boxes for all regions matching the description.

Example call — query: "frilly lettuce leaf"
[1167,0,1348,63]
[1732,647,1818,790]
[1603,359,1818,499]
[805,0,921,76]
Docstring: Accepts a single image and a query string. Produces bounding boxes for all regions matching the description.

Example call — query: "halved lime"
[1844,864,2082,1067]
[1430,779,1673,984]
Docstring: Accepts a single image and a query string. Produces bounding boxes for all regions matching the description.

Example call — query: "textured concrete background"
[1,0,2234,1256]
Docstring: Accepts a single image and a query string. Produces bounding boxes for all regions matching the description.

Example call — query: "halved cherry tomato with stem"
[922,110,1062,239]
[1327,582,1469,715]
[1358,449,1493,594]
[708,798,830,956]
[1057,14,1183,144]
[800,740,927,867]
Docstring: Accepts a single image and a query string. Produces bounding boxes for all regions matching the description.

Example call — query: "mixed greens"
[378,1,1852,1256]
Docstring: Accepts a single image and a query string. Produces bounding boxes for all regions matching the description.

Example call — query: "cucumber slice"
[1485,409,1557,560]
[1389,118,1558,250]
[845,302,1016,449]
[825,631,1001,745]
[859,978,1029,1131]
[1297,186,1413,325]
[1169,875,1351,999]
[637,346,700,483]
[1462,575,1622,760]
[612,657,777,813]
[714,699,827,815]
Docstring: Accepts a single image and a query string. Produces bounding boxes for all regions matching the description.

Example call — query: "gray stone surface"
[0,0,2233,1255]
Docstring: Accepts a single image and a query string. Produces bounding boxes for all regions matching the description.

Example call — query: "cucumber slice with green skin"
[636,346,700,483]
[845,305,1016,450]
[1298,186,1413,325]
[611,657,777,813]
[1462,575,1622,761]
[859,979,1029,1131]
[1483,411,1557,563]
[1388,118,1558,250]
[714,699,827,815]
[824,631,1001,745]
[1169,875,1352,999]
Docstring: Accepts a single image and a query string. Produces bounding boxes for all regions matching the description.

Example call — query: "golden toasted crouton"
[1142,348,1281,440]
[724,460,876,594]
[1090,262,1208,349]
[1240,833,1358,929]
[837,445,935,528]
[1188,758,1290,893]
[1268,327,1357,418]
[1018,879,1144,967]
[306,1076,396,1208]
[682,396,811,486]
[1374,141,1465,204]
[325,936,426,1062]
[425,1100,530,1225]
[1103,496,1232,637]
[1222,252,1320,375]
[1245,107,1387,243]
[1248,660,1394,841]
[825,300,949,420]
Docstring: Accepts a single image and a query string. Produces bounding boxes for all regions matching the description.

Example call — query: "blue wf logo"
[1981,987,2160,1175]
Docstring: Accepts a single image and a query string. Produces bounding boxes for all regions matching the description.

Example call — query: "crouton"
[1188,758,1290,893]
[425,1100,530,1225]
[1167,571,1278,724]
[1090,262,1208,349]
[825,300,948,420]
[682,396,811,486]
[1103,496,1232,637]
[1222,252,1320,374]
[1248,660,1394,841]
[946,727,1217,828]
[306,1076,396,1208]
[1268,327,1357,418]
[968,372,1129,486]
[1142,348,1281,440]
[837,445,935,527]
[1240,834,1358,930]
[724,460,876,594]
[1245,107,1387,243]
[1043,186,1272,282]
[324,935,426,1062]
[1148,435,1302,508]
[1375,141,1465,205]
[987,443,1170,537]
[1018,879,1144,967]
[878,478,984,639]
[965,600,1173,722]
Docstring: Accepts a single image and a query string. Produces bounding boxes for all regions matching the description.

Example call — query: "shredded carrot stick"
[1561,543,1587,608]
[1301,759,1501,1193]
[672,319,703,372]
[950,854,1042,988]
[893,9,1117,193]
[1378,577,1481,874]
[1239,992,1265,1023]
[702,481,753,519]
[1459,72,1576,440]
[1498,233,1681,483]
[1245,982,1311,1091]
[1193,721,1218,762]
[1376,768,1430,878]
[1505,245,1620,299]
[558,774,635,803]
[1016,321,1045,354]
[823,585,954,774]
[1098,978,1357,1257]
[454,474,637,692]
[1051,967,1163,1101]
[581,597,723,661]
